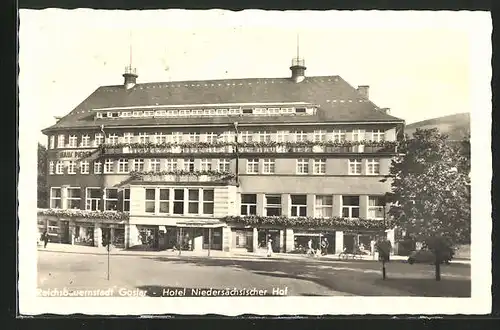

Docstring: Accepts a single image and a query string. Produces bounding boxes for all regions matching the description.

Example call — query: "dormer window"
[229,108,240,115]
[132,111,142,117]
[144,111,154,117]
[203,109,210,115]
[295,107,306,113]
[155,110,167,117]
[242,108,253,114]
[254,108,266,114]
[96,112,103,118]
[106,112,115,118]
[121,112,131,117]
[268,108,280,114]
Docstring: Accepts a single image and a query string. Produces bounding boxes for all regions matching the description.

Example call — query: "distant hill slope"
[405,113,470,140]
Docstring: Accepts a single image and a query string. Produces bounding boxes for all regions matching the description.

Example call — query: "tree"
[386,128,471,280]
[37,143,48,208]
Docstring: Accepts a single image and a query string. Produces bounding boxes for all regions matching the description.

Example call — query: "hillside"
[405,113,470,140]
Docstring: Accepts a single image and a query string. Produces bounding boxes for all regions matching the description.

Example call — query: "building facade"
[39,58,404,254]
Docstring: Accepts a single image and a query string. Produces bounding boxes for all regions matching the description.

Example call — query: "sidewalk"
[37,243,470,264]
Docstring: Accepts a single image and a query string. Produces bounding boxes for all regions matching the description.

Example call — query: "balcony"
[130,170,236,184]
[99,141,398,156]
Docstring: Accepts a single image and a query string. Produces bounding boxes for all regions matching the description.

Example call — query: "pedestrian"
[42,230,49,248]
[321,238,329,256]
[267,238,273,257]
[307,238,313,256]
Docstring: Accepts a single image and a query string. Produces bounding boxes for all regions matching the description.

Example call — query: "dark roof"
[43,75,404,133]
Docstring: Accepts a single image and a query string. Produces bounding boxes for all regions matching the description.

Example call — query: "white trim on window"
[366,158,380,175]
[348,159,362,175]
[263,159,275,174]
[80,161,89,174]
[313,158,326,174]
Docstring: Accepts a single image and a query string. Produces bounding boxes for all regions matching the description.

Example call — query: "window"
[291,195,307,217]
[149,159,161,172]
[368,196,385,219]
[187,132,200,143]
[138,133,148,144]
[275,131,287,142]
[117,159,129,173]
[122,188,130,212]
[240,131,253,143]
[206,132,217,143]
[50,187,62,208]
[263,159,275,174]
[104,159,114,173]
[221,131,233,143]
[218,159,230,172]
[315,195,333,217]
[342,196,360,218]
[173,189,184,215]
[68,135,77,147]
[370,129,385,142]
[108,133,118,145]
[132,111,141,117]
[313,159,326,174]
[297,158,309,174]
[104,188,118,211]
[200,159,212,171]
[81,135,90,147]
[159,189,169,213]
[67,187,81,209]
[352,129,365,142]
[80,161,89,174]
[332,129,346,142]
[49,161,54,175]
[67,161,76,174]
[247,159,259,174]
[349,159,362,175]
[188,189,199,214]
[49,136,55,149]
[184,158,194,172]
[265,195,282,216]
[171,132,182,144]
[313,130,326,142]
[93,161,102,174]
[145,189,156,213]
[133,159,144,172]
[94,133,104,146]
[203,189,214,214]
[57,134,65,148]
[366,159,380,175]
[240,194,257,215]
[155,133,168,144]
[294,131,307,142]
[123,132,133,144]
[86,188,101,211]
[165,159,177,172]
[257,131,271,143]
[55,161,64,174]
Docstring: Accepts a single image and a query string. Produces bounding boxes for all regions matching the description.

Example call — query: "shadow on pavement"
[373,277,471,297]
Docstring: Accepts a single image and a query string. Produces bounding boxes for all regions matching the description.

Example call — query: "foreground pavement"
[37,247,471,297]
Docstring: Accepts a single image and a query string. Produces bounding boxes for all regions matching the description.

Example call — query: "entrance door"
[343,234,356,253]
[59,221,70,244]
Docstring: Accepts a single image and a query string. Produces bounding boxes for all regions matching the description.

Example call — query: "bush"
[423,236,455,263]
[375,239,392,261]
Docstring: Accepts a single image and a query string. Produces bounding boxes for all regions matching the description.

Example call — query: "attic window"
[242,108,253,114]
[155,110,167,117]
[121,112,131,117]
[96,112,103,118]
[144,111,154,117]
[133,111,142,117]
[295,108,306,113]
[106,112,114,118]
[269,108,280,114]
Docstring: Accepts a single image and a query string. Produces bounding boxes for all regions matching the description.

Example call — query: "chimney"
[123,65,138,90]
[290,57,306,83]
[357,85,369,99]
[380,107,391,114]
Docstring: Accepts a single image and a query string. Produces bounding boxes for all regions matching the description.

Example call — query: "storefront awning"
[177,221,225,228]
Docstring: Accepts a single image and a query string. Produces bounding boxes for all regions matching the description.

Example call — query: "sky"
[18,9,491,146]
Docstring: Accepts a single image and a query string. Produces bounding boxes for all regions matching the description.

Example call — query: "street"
[37,250,471,297]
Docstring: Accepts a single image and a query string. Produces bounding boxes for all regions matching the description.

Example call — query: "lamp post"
[382,200,387,280]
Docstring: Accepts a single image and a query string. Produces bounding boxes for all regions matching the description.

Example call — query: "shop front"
[293,230,336,254]
[100,223,126,248]
[231,228,253,252]
[73,222,95,246]
[257,228,280,252]
[177,221,226,252]
[136,225,160,250]
[343,232,378,255]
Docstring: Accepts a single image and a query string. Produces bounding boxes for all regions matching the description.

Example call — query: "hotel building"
[39,56,404,254]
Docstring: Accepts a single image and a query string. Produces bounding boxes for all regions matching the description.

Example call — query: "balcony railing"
[130,170,236,183]
[99,141,398,156]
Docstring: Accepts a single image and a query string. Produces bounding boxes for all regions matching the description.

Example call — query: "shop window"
[104,188,118,211]
[240,194,257,215]
[342,196,360,218]
[86,188,101,211]
[50,187,62,209]
[145,188,156,213]
[67,187,81,209]
[291,195,307,217]
[265,195,282,216]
